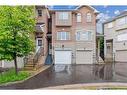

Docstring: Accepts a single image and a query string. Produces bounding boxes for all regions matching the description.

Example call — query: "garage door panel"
[55,51,71,64]
[76,50,93,64]
[116,50,127,62]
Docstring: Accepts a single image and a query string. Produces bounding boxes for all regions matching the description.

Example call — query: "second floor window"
[117,17,127,25]
[58,12,69,20]
[38,39,42,46]
[37,10,42,17]
[107,22,113,28]
[76,31,92,41]
[76,13,81,22]
[86,13,92,22]
[57,32,70,40]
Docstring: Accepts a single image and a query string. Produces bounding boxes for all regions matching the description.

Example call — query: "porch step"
[23,64,41,71]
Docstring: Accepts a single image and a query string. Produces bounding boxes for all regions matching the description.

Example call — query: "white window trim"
[117,17,127,26]
[57,32,70,40]
[117,33,127,42]
[76,30,92,41]
[76,13,81,22]
[58,12,69,20]
[107,22,113,29]
[86,13,92,22]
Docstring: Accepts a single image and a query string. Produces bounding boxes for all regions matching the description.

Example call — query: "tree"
[0,6,35,75]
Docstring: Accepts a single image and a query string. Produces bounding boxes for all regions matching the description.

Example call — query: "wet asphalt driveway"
[0,63,127,89]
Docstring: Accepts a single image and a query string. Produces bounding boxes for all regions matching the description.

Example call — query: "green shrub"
[0,69,30,84]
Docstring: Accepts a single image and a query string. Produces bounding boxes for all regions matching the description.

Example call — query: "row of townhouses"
[0,5,127,69]
[104,11,127,63]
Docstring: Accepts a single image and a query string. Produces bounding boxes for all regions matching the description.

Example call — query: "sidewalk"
[41,83,127,89]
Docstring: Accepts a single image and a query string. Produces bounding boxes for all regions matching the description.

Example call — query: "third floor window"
[37,10,42,17]
[76,13,81,22]
[58,12,69,20]
[86,13,92,22]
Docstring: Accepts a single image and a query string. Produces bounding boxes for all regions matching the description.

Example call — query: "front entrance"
[48,43,52,54]
[36,38,43,52]
[54,50,72,64]
[106,40,113,59]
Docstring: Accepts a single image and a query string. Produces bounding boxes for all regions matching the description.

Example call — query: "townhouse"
[50,5,99,64]
[104,11,127,63]
[1,5,102,69]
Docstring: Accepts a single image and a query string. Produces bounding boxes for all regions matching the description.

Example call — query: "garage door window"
[57,32,70,40]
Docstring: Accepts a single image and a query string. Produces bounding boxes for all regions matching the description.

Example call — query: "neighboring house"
[35,5,50,58]
[0,6,50,69]
[104,11,127,63]
[50,5,100,64]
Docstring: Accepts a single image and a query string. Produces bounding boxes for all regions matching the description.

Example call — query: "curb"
[0,65,51,87]
[41,82,127,89]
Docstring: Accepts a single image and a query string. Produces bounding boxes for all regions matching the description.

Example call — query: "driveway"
[0,63,127,89]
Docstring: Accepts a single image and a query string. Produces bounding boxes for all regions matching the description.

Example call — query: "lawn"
[0,69,30,84]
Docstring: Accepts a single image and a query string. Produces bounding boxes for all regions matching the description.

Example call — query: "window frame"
[37,9,42,17]
[117,17,126,25]
[107,22,113,29]
[57,32,70,40]
[38,39,42,46]
[76,13,81,22]
[76,30,92,41]
[86,13,92,22]
[58,12,69,20]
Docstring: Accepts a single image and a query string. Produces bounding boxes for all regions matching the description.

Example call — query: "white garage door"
[55,50,72,64]
[116,50,127,62]
[76,50,93,64]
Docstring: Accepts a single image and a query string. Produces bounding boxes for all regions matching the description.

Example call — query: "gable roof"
[75,5,99,14]
[48,5,99,14]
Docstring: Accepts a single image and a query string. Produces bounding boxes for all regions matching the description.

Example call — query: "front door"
[49,43,52,54]
[36,38,43,52]
[106,40,113,59]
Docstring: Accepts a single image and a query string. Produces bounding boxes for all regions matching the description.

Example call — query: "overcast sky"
[48,5,127,33]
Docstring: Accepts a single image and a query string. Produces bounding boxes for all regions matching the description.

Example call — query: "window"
[107,22,113,28]
[38,40,42,46]
[117,17,126,25]
[117,33,127,41]
[58,12,69,20]
[57,32,70,40]
[76,32,80,40]
[86,13,92,22]
[37,10,42,17]
[76,13,81,22]
[76,31,92,41]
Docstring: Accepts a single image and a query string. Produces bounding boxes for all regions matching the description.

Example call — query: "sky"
[48,5,127,33]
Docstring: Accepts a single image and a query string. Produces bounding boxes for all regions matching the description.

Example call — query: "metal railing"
[24,47,44,67]
[33,47,44,66]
